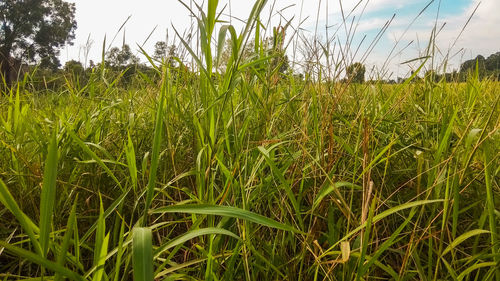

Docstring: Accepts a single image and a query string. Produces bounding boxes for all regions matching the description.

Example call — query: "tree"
[460,55,486,74]
[346,62,365,83]
[106,44,139,68]
[153,41,177,66]
[217,25,290,76]
[485,52,500,72]
[0,0,77,84]
[64,60,83,75]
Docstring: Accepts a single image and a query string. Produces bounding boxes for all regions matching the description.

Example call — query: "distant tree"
[217,24,289,77]
[425,70,442,83]
[460,55,486,75]
[217,39,255,72]
[64,60,83,75]
[0,0,77,84]
[485,52,500,72]
[106,44,139,68]
[457,53,500,81]
[153,41,177,66]
[346,62,365,83]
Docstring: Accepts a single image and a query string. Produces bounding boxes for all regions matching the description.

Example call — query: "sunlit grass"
[0,0,499,280]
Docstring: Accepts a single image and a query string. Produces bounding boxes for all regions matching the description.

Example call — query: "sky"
[62,0,500,79]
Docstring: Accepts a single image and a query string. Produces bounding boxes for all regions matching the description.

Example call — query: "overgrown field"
[1,1,499,280]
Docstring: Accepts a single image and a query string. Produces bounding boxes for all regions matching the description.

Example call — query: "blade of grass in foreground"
[0,240,85,281]
[320,199,444,258]
[484,139,500,281]
[154,227,240,259]
[0,178,42,256]
[133,227,153,281]
[151,204,299,233]
[39,130,58,258]
[87,195,108,281]
[457,262,497,281]
[142,65,168,225]
[54,197,78,281]
[125,131,138,193]
[441,229,489,256]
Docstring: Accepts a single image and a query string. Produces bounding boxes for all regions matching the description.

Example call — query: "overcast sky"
[62,0,500,78]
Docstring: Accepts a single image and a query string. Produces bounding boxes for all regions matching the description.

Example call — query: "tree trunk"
[0,58,13,86]
[0,32,15,86]
[0,45,13,86]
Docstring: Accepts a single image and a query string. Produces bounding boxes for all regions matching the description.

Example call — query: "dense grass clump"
[1,0,499,280]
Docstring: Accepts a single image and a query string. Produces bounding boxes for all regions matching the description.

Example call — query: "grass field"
[1,0,499,280]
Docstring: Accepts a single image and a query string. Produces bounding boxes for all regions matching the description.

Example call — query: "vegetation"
[346,62,366,83]
[0,0,499,280]
[460,52,500,80]
[0,0,77,84]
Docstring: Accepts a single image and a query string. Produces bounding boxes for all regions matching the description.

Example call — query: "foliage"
[458,52,500,80]
[64,60,84,75]
[0,0,76,79]
[346,62,366,83]
[0,0,499,280]
[105,44,139,69]
[153,41,177,66]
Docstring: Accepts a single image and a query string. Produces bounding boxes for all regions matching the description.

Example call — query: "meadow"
[0,0,499,280]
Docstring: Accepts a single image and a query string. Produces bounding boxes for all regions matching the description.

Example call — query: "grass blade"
[154,227,239,259]
[54,197,78,281]
[313,181,361,211]
[321,200,443,257]
[125,131,138,193]
[0,240,85,281]
[39,130,58,257]
[142,66,168,225]
[67,128,122,190]
[0,179,42,255]
[151,204,300,233]
[133,227,153,281]
[441,229,489,256]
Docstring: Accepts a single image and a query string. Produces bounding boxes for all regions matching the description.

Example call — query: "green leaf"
[133,227,154,281]
[321,200,443,258]
[216,25,229,68]
[457,262,497,281]
[313,181,361,211]
[151,204,300,233]
[67,128,122,190]
[142,66,168,225]
[39,130,58,257]
[54,197,78,281]
[0,240,85,281]
[89,194,107,281]
[0,178,41,255]
[91,233,109,281]
[441,229,489,256]
[154,227,239,258]
[125,131,138,193]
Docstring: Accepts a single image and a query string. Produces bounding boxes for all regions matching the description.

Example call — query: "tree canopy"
[106,44,139,68]
[346,62,365,83]
[459,52,500,80]
[0,0,76,84]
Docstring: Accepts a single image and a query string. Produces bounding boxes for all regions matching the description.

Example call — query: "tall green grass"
[0,0,499,280]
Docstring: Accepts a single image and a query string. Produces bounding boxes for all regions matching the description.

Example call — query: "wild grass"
[0,0,499,280]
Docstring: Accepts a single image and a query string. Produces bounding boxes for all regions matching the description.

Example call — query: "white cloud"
[60,0,499,78]
[384,0,500,72]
